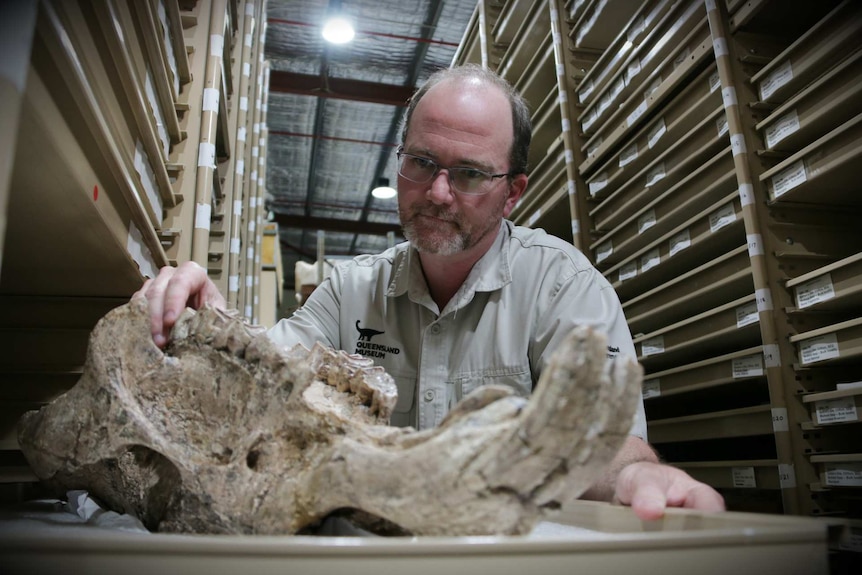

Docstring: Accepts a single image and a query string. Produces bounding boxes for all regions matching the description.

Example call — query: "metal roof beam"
[268,70,415,107]
[271,213,403,236]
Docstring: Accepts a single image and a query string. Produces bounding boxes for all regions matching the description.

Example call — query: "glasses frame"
[395,148,511,196]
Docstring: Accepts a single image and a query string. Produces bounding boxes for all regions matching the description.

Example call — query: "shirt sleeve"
[530,264,648,441]
[266,264,344,350]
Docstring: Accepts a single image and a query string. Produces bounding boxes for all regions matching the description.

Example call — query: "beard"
[399,194,507,256]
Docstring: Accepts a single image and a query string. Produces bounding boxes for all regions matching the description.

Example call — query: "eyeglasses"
[396,149,511,196]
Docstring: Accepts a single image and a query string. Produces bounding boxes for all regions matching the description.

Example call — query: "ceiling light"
[371,177,397,199]
[322,16,355,44]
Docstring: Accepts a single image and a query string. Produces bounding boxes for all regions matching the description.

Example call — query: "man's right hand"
[133,261,227,348]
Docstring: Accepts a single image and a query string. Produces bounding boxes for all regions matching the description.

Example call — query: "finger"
[682,483,726,512]
[142,268,176,348]
[615,462,669,521]
[162,261,210,327]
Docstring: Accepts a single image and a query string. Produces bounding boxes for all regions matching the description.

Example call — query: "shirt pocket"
[387,372,416,428]
[455,363,532,404]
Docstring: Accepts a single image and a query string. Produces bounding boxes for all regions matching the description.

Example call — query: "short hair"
[400,64,532,176]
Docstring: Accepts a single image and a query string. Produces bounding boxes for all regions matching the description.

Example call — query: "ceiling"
[262,0,477,290]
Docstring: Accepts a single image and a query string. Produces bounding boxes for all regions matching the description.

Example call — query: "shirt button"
[430,324,441,334]
[424,390,435,402]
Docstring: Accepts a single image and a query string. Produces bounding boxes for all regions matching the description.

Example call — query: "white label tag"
[733,353,764,378]
[739,183,755,206]
[747,234,764,257]
[246,274,254,287]
[202,87,219,112]
[716,114,729,137]
[824,463,862,487]
[648,118,666,149]
[628,16,645,43]
[736,301,759,328]
[571,219,580,236]
[230,237,241,254]
[561,118,570,132]
[709,70,721,93]
[713,37,729,59]
[195,202,212,230]
[760,59,793,101]
[240,96,249,111]
[772,408,789,432]
[596,241,613,263]
[838,527,862,552]
[619,143,638,167]
[731,134,747,156]
[641,335,665,357]
[564,149,574,164]
[238,126,247,142]
[645,163,666,187]
[771,159,807,198]
[638,210,657,234]
[815,397,859,425]
[669,229,691,257]
[643,379,661,399]
[795,273,834,309]
[209,34,224,57]
[627,100,648,127]
[765,109,800,149]
[197,142,216,169]
[245,2,254,16]
[234,200,242,216]
[756,288,774,312]
[589,173,608,196]
[709,202,736,232]
[763,343,781,368]
[778,463,796,488]
[235,159,245,176]
[641,249,661,272]
[619,261,638,282]
[229,275,239,292]
[800,333,840,365]
[732,466,756,488]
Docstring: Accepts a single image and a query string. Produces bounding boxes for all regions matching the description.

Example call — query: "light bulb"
[322,16,355,44]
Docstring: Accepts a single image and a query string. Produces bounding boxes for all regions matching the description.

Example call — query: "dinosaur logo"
[356,320,384,342]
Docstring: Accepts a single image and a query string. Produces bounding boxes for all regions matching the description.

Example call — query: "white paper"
[648,118,666,149]
[668,229,691,257]
[642,379,661,399]
[795,273,834,309]
[589,173,608,196]
[708,202,736,232]
[619,143,638,167]
[641,248,660,272]
[760,59,793,101]
[815,397,859,425]
[732,467,756,488]
[765,109,800,149]
[641,335,665,357]
[627,100,648,127]
[638,210,657,234]
[619,261,638,282]
[824,463,862,487]
[645,163,665,187]
[195,203,212,230]
[778,463,796,488]
[800,333,840,365]
[732,353,764,378]
[736,301,759,328]
[772,408,789,432]
[596,241,613,263]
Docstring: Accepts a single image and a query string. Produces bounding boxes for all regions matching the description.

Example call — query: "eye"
[455,168,487,181]
[410,156,436,172]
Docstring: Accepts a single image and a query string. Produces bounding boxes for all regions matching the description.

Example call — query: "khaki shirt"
[268,220,647,438]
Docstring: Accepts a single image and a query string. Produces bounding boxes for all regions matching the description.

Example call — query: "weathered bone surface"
[17,297,642,536]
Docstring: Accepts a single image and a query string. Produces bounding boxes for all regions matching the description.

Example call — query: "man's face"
[397,80,526,256]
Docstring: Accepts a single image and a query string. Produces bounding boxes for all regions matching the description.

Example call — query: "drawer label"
[638,209,657,234]
[815,397,859,425]
[596,241,613,263]
[619,261,638,282]
[620,143,639,167]
[800,333,840,365]
[641,248,661,272]
[732,353,764,378]
[736,301,759,328]
[760,59,794,101]
[771,159,807,199]
[645,163,666,187]
[669,229,691,257]
[589,172,608,196]
[648,118,666,149]
[772,408,789,432]
[732,466,757,488]
[765,109,800,149]
[795,273,834,309]
[709,202,736,233]
[642,378,661,399]
[824,463,862,487]
[641,335,665,357]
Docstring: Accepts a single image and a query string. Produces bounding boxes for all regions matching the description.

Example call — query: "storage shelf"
[675,460,783,490]
[791,317,862,367]
[803,386,862,428]
[761,112,862,205]
[786,252,862,314]
[756,49,862,155]
[750,1,862,105]
[648,405,774,444]
[642,346,766,399]
[625,244,753,335]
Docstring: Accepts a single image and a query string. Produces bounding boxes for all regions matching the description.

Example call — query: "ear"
[502,173,528,218]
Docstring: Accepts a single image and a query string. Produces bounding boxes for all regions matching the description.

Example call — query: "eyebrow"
[403,148,497,172]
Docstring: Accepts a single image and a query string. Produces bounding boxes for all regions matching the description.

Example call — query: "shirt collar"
[386,220,513,300]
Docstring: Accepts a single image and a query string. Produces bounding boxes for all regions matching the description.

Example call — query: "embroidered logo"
[354,319,400,359]
[356,320,384,341]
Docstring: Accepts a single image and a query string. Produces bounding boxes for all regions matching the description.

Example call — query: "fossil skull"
[17,296,641,536]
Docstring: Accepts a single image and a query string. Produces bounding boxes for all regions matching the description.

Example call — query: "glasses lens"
[399,154,436,183]
[451,168,489,194]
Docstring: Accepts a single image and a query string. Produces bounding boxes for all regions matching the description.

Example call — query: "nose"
[426,169,455,205]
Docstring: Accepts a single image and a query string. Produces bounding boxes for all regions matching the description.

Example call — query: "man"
[139,65,724,520]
